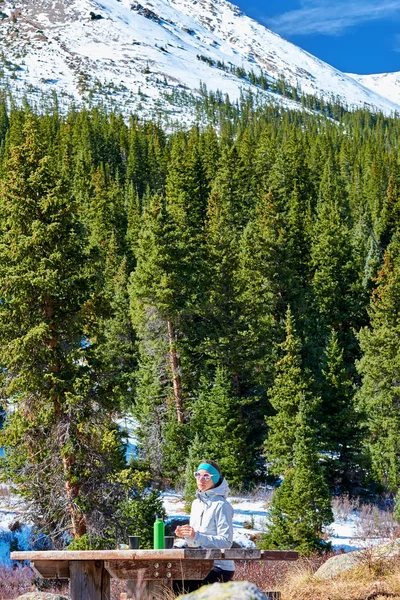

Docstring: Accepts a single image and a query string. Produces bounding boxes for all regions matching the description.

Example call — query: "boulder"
[176,580,272,600]
[15,593,69,600]
[314,539,400,580]
[314,551,360,580]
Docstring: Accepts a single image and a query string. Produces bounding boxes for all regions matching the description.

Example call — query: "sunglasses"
[193,472,214,481]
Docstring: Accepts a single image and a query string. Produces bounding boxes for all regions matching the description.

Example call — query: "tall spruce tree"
[236,192,282,389]
[261,399,333,554]
[0,114,125,544]
[266,307,319,475]
[201,169,243,392]
[129,193,191,482]
[379,173,400,249]
[94,242,137,411]
[234,192,283,464]
[129,195,174,465]
[191,366,249,489]
[310,192,365,370]
[357,239,400,493]
[320,330,362,492]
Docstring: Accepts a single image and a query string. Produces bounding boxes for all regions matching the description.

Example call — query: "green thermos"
[153,516,165,549]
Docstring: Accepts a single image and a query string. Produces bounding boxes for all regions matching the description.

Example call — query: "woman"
[174,460,235,594]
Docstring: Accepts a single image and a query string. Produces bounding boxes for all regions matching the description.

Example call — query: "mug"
[164,536,175,549]
[128,535,140,549]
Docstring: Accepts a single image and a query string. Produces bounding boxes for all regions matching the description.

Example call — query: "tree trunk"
[62,455,87,538]
[167,319,184,424]
[46,294,87,538]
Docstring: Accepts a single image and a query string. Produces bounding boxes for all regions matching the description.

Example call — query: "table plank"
[31,560,70,579]
[105,559,215,580]
[11,548,299,565]
[223,548,261,559]
[11,549,186,561]
[182,549,222,559]
[260,550,298,561]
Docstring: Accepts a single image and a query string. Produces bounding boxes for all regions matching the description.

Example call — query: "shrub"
[116,488,166,549]
[67,533,115,550]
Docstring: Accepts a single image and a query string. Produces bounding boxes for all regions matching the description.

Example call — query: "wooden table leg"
[69,560,110,600]
[127,578,172,600]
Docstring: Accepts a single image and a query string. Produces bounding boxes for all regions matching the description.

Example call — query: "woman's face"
[196,469,215,492]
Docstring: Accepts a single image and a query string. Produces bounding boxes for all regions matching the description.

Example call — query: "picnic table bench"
[11,548,298,600]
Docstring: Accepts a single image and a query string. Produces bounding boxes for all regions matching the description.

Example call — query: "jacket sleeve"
[191,501,233,549]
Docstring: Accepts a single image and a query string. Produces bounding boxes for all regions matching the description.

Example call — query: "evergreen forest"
[1,90,400,553]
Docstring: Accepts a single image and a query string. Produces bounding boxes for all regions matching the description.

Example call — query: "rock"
[314,551,359,580]
[315,539,400,580]
[15,594,69,600]
[176,580,271,600]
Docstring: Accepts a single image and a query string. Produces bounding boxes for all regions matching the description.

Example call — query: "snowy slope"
[0,0,399,117]
[347,71,400,108]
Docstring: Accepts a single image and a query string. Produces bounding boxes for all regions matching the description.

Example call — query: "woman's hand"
[175,524,196,539]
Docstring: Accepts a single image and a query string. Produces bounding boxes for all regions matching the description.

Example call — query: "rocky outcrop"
[130,3,161,23]
[176,580,275,599]
[315,539,400,580]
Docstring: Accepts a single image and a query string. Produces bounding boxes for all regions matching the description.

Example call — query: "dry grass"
[232,555,321,591]
[0,567,131,600]
[278,552,400,600]
[0,566,34,599]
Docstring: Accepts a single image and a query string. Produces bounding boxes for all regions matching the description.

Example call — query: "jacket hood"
[196,477,230,502]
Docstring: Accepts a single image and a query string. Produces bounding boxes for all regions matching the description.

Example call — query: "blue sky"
[234,0,400,75]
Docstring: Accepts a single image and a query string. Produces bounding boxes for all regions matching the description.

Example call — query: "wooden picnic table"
[11,548,298,600]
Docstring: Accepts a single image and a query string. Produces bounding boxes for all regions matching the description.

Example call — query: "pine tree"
[201,178,243,391]
[94,242,137,411]
[0,114,125,544]
[266,129,312,215]
[0,92,9,164]
[266,307,319,475]
[234,192,283,464]
[261,400,333,554]
[129,194,191,481]
[87,164,126,256]
[236,192,282,389]
[286,182,313,292]
[363,152,388,243]
[191,366,249,489]
[320,330,362,492]
[310,191,366,370]
[357,239,400,492]
[125,182,141,268]
[126,124,149,200]
[378,173,400,249]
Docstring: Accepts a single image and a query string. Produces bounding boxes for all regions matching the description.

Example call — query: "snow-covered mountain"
[1,0,400,118]
[347,71,400,109]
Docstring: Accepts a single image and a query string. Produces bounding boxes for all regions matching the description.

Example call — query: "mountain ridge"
[0,0,399,118]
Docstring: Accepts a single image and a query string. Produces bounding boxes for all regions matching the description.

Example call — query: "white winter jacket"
[186,477,235,571]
